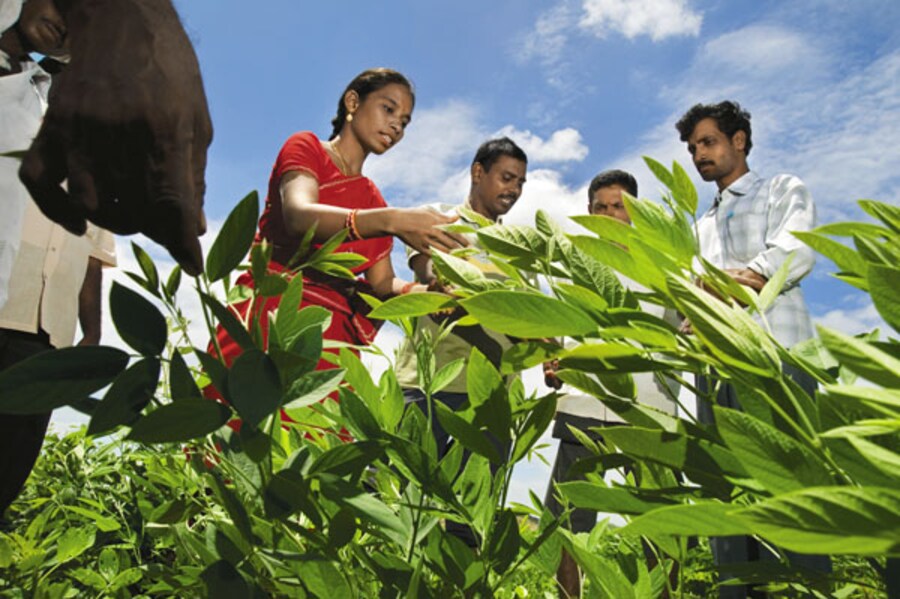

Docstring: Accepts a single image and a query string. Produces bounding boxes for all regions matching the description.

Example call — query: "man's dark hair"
[588,169,638,201]
[675,100,753,156]
[472,137,527,172]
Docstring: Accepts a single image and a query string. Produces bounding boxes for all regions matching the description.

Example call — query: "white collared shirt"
[696,170,817,347]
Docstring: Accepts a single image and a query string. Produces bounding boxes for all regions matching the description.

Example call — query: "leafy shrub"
[1,164,895,597]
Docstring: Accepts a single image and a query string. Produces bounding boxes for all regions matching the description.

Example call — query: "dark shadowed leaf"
[169,350,201,401]
[282,368,345,410]
[131,242,160,293]
[199,291,255,352]
[110,282,167,356]
[88,358,160,436]
[227,349,282,428]
[206,191,259,282]
[127,400,231,443]
[867,264,900,333]
[434,401,502,464]
[0,346,128,413]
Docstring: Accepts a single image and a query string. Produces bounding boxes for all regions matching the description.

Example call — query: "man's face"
[686,117,745,185]
[18,0,68,57]
[589,184,630,224]
[470,155,527,221]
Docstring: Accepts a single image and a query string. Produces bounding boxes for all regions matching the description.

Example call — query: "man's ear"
[732,130,747,153]
[471,162,484,184]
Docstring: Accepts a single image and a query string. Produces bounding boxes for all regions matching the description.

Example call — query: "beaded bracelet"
[344,209,364,241]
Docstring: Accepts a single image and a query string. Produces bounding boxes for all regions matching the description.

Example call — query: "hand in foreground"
[723,268,768,292]
[393,207,469,255]
[19,0,212,275]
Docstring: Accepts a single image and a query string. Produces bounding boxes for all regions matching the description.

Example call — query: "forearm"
[283,204,401,242]
[77,257,103,345]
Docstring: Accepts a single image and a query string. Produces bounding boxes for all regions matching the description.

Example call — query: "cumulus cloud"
[496,126,589,164]
[579,0,702,41]
[813,301,887,337]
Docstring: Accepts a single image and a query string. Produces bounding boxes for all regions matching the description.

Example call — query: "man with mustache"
[676,101,827,597]
[394,136,527,547]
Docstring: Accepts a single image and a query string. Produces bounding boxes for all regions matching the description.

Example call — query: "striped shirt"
[696,170,816,348]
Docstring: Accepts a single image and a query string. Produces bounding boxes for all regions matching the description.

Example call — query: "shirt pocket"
[724,201,767,263]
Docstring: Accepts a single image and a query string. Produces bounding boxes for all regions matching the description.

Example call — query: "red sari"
[209,130,392,378]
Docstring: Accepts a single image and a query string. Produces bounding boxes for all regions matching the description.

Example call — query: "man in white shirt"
[544,169,680,597]
[0,0,117,518]
[675,100,827,598]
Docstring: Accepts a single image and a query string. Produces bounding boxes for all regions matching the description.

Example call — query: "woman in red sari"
[211,68,464,382]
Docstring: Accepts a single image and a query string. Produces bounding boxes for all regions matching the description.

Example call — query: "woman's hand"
[390,207,469,255]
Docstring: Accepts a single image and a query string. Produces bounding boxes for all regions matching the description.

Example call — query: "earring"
[346,113,354,123]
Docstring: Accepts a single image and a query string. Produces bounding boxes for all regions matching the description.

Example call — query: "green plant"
[1,163,895,597]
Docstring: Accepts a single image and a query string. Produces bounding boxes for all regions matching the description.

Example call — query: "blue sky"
[175,0,899,331]
[55,0,900,504]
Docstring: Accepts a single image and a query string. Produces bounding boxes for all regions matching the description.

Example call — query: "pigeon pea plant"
[1,158,897,597]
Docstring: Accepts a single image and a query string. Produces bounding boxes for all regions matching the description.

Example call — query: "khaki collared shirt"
[0,201,117,348]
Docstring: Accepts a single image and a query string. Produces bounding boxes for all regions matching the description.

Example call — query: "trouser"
[403,388,502,548]
[544,413,606,533]
[0,328,54,519]
[697,364,831,598]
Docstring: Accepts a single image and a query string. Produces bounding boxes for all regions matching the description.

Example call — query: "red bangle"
[400,281,417,294]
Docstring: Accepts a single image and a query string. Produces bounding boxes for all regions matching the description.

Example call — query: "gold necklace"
[328,141,351,175]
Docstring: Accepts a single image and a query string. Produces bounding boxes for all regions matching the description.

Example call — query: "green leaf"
[318,475,409,542]
[431,250,501,292]
[466,347,503,407]
[434,401,502,463]
[282,368,345,410]
[200,560,261,599]
[127,400,231,443]
[206,191,259,282]
[859,199,900,234]
[131,242,160,293]
[263,470,320,525]
[227,349,282,428]
[715,407,832,495]
[621,502,749,537]
[571,214,634,246]
[559,483,678,514]
[296,560,352,598]
[735,486,900,556]
[63,504,121,532]
[643,156,674,190]
[0,346,128,413]
[512,395,556,462]
[55,527,96,564]
[818,326,900,388]
[309,440,385,477]
[757,253,794,314]
[813,221,891,238]
[164,265,182,298]
[195,347,229,399]
[460,290,597,338]
[110,282,168,356]
[792,231,868,277]
[340,387,383,439]
[368,292,456,320]
[486,509,521,574]
[821,384,900,410]
[87,358,160,436]
[867,264,900,333]
[476,224,547,259]
[668,276,780,377]
[671,160,699,214]
[430,358,466,395]
[169,350,201,400]
[200,291,255,352]
[560,242,630,308]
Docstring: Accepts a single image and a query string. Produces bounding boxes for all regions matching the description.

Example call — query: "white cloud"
[813,301,887,336]
[516,3,577,69]
[496,126,589,164]
[579,0,702,41]
[364,100,483,206]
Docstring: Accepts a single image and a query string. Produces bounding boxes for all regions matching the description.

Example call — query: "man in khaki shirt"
[0,200,116,517]
[0,0,117,518]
